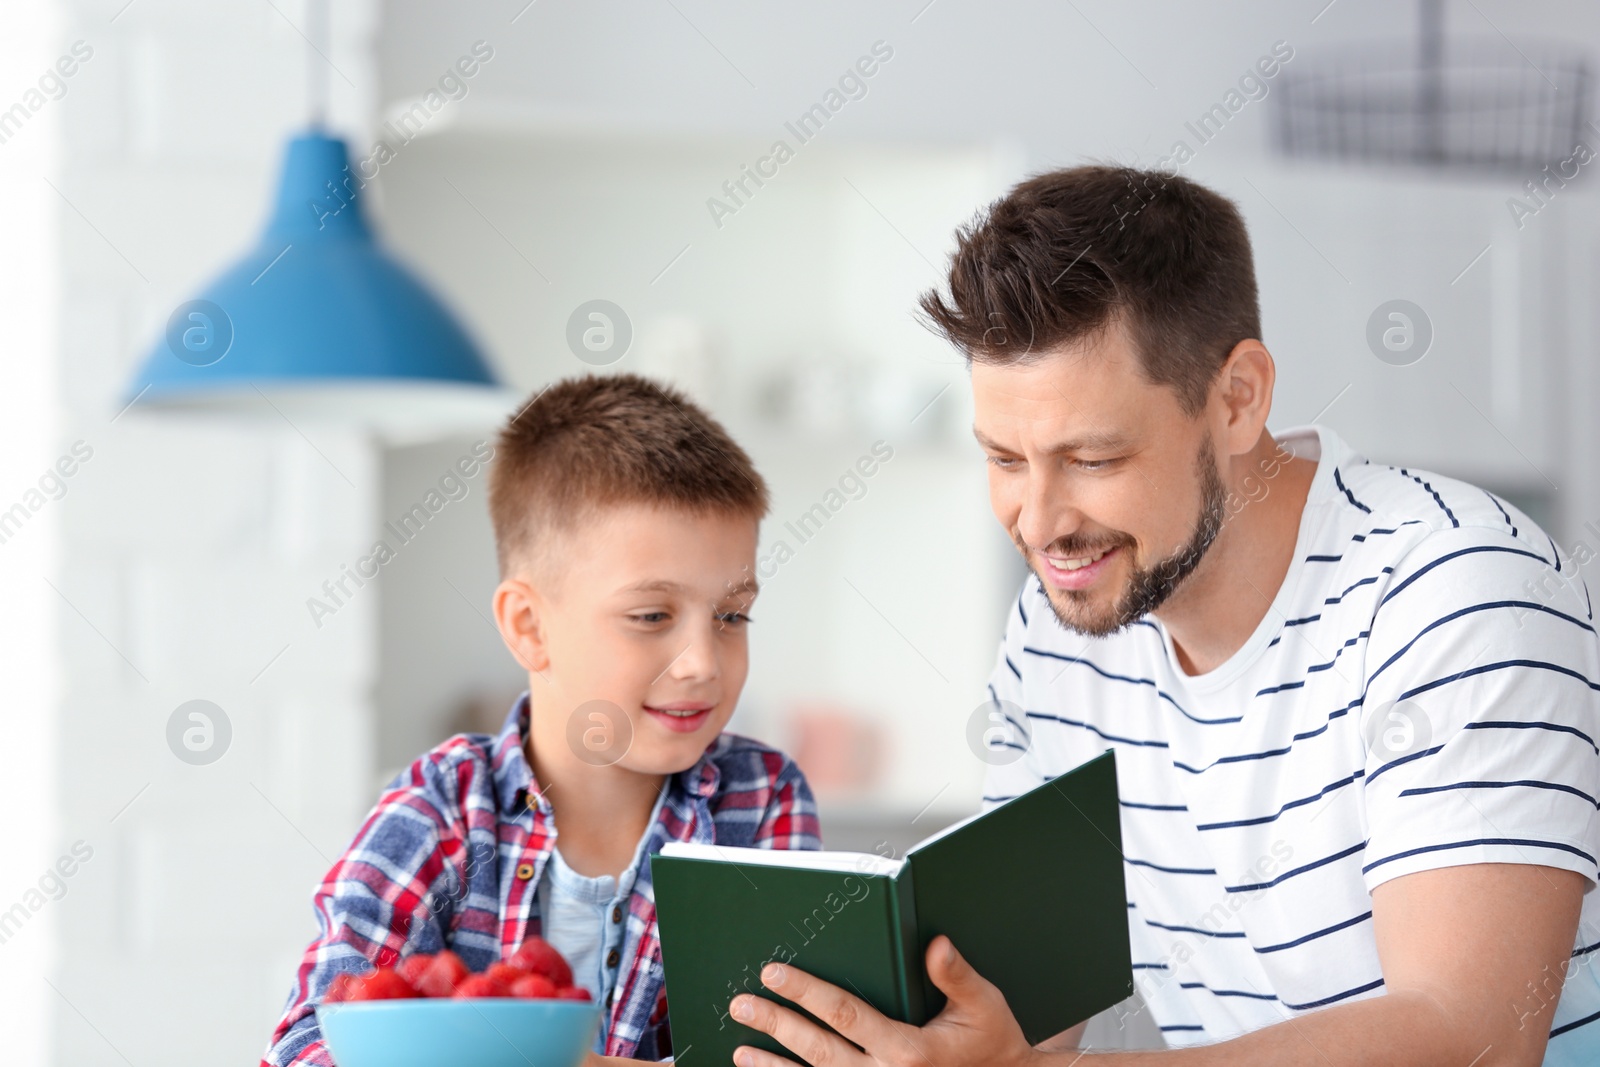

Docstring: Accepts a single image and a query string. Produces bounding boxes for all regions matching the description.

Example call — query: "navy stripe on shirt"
[1145,918,1247,939]
[1378,545,1553,610]
[1327,570,1392,606]
[1368,601,1596,687]
[1334,468,1371,513]
[1196,770,1364,831]
[1266,611,1323,648]
[1462,719,1599,754]
[1398,779,1599,809]
[1025,710,1168,750]
[1352,525,1422,543]
[1256,631,1371,697]
[1254,911,1373,954]
[1398,468,1459,528]
[1393,660,1600,710]
[1362,837,1597,875]
[1364,745,1445,788]
[1023,646,1241,725]
[1227,840,1367,893]
[1281,977,1385,1011]
[1179,980,1279,1001]
[1482,490,1518,538]
[1122,799,1189,812]
[1174,696,1361,773]
[1127,857,1218,876]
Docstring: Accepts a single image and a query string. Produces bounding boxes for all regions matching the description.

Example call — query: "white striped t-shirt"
[981,424,1600,1063]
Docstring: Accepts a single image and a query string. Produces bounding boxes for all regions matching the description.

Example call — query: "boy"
[263,374,821,1064]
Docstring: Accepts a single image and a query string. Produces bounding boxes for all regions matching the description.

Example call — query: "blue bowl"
[316,998,602,1067]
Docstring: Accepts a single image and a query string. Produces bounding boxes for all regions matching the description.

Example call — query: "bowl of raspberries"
[315,937,601,1067]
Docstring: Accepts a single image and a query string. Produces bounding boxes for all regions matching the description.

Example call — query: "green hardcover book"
[652,750,1130,1065]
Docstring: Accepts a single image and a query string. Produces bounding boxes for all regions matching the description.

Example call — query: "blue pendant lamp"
[122,2,510,438]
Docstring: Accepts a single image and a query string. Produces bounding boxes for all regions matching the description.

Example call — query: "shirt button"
[611,905,623,924]
[605,989,614,1008]
[606,948,621,968]
[515,862,535,881]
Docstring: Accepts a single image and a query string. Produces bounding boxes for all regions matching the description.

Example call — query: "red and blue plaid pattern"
[263,695,821,1064]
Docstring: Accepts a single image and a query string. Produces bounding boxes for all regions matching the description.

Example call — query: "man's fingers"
[731,987,865,1067]
[736,966,902,1062]
[733,1044,808,1067]
[925,935,1000,1008]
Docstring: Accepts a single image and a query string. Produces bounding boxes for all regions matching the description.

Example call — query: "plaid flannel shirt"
[263,694,821,1064]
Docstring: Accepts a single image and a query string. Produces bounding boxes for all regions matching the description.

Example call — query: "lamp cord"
[308,0,329,130]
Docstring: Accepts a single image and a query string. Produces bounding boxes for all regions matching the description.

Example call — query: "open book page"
[656,842,905,878]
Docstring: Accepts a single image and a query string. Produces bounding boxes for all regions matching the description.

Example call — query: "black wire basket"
[1270,40,1591,173]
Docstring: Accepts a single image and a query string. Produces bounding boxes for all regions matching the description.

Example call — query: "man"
[728,166,1600,1067]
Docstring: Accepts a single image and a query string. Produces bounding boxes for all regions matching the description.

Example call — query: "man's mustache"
[1017,533,1132,558]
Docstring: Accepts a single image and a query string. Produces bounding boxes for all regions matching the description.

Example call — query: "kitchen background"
[1,0,1597,1062]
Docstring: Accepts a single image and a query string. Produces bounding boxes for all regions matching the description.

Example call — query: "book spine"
[889,867,927,1024]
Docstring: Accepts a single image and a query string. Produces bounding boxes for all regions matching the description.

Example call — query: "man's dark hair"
[918,164,1261,417]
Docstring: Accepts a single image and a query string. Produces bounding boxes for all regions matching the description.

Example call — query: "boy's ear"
[492,576,551,674]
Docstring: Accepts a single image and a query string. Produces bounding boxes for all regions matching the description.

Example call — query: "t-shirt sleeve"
[1358,525,1600,893]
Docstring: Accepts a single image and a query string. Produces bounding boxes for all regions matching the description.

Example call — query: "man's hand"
[730,934,1040,1067]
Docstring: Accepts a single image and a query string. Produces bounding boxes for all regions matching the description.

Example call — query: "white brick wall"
[0,0,63,1061]
[46,1,382,1064]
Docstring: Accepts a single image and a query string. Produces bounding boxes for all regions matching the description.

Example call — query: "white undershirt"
[537,787,667,1051]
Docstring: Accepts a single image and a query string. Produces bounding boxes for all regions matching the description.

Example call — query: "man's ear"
[493,576,551,674]
[1214,338,1275,457]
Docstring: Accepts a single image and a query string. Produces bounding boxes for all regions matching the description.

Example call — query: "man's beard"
[1025,441,1228,638]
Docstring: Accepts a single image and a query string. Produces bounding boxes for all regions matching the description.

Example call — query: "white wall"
[0,4,63,1064]
[373,434,523,775]
[42,1,383,1064]
[374,1,1600,161]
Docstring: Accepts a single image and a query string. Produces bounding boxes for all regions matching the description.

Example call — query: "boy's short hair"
[488,373,769,578]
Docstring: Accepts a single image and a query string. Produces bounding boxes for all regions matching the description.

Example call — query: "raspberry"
[323,972,364,1003]
[485,962,527,986]
[413,950,471,998]
[453,975,512,998]
[396,954,434,987]
[509,973,559,999]
[555,986,592,1001]
[347,967,419,1001]
[508,937,574,988]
